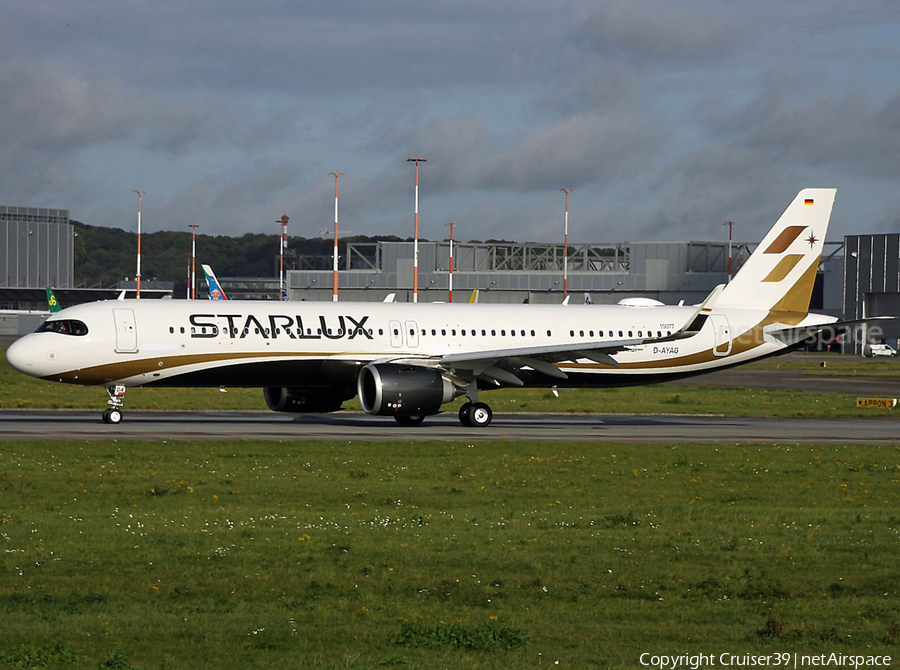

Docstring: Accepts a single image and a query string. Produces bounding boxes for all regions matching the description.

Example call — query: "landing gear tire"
[468,402,492,427]
[459,402,492,427]
[102,408,123,425]
[458,403,472,426]
[394,415,425,426]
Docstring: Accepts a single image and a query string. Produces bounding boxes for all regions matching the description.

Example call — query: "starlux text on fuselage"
[188,313,373,340]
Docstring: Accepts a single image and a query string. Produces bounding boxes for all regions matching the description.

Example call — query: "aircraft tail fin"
[45,287,61,313]
[715,188,836,317]
[201,264,228,300]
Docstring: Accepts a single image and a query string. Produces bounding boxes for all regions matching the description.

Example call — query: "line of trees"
[72,222,407,296]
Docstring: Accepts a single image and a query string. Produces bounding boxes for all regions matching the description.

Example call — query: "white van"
[865,343,897,357]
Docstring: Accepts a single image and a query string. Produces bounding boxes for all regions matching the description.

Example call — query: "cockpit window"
[37,319,89,336]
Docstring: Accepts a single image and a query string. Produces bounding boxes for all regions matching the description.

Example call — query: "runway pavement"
[1,409,896,443]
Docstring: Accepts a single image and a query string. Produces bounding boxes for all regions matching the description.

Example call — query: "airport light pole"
[277,215,289,300]
[724,221,733,283]
[330,172,344,302]
[407,157,426,303]
[446,222,455,303]
[133,190,146,298]
[560,188,572,301]
[188,224,200,299]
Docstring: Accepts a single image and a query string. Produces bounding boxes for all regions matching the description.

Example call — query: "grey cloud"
[577,0,741,66]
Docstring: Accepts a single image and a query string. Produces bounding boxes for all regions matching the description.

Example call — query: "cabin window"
[546,330,551,336]
[579,330,584,337]
[570,330,575,337]
[379,329,384,336]
[501,329,506,336]
[482,329,487,336]
[628,331,633,337]
[461,329,467,336]
[637,330,642,337]
[589,330,594,337]
[510,330,515,337]
[451,329,456,336]
[169,327,174,334]
[180,327,185,334]
[442,329,446,336]
[530,330,535,337]
[491,329,496,336]
[36,319,89,336]
[618,330,623,337]
[431,329,436,336]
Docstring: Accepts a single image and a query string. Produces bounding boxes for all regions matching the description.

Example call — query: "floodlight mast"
[407,158,426,303]
[277,215,289,300]
[560,188,572,301]
[446,222,455,303]
[724,221,734,283]
[330,172,344,302]
[188,224,200,299]
[132,190,146,298]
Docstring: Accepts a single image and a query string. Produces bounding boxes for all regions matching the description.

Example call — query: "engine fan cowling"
[263,386,349,413]
[357,363,456,417]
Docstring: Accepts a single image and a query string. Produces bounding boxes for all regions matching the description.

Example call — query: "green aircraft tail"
[46,287,61,313]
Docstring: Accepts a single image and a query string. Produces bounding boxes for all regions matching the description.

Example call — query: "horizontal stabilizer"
[767,316,897,345]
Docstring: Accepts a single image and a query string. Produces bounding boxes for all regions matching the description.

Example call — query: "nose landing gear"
[102,385,126,424]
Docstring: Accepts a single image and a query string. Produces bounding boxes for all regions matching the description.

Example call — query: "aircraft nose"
[6,336,35,374]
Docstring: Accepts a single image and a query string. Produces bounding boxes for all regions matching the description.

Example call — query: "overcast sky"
[3,1,900,246]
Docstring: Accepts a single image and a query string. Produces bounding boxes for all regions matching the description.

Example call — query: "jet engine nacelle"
[263,386,349,413]
[357,363,457,417]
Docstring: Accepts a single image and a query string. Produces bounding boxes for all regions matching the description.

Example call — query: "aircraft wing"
[438,337,646,386]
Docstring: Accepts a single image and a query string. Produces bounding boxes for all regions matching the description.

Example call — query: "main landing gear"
[456,382,493,428]
[458,401,492,427]
[102,385,126,424]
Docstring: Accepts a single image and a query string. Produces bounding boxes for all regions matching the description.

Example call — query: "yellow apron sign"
[856,398,898,409]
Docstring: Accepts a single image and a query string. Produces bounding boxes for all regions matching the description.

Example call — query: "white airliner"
[6,189,856,427]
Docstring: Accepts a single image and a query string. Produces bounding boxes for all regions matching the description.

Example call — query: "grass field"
[1,439,898,669]
[2,350,898,418]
